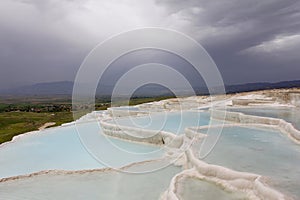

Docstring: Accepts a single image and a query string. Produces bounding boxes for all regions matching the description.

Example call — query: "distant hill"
[0,81,74,95]
[225,80,300,94]
[1,80,300,97]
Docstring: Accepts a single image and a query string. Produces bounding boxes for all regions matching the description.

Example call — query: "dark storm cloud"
[0,0,92,89]
[0,0,163,89]
[156,0,300,83]
[0,0,299,90]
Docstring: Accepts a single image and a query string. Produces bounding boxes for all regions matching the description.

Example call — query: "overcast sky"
[0,0,300,90]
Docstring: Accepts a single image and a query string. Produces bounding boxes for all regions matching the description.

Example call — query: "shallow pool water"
[202,126,300,198]
[228,106,300,130]
[1,105,300,199]
[0,121,162,179]
[0,162,181,200]
[179,177,247,200]
[114,111,211,135]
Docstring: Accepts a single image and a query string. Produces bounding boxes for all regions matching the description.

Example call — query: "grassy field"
[0,112,73,144]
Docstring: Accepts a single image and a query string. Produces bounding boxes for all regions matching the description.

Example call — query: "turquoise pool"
[202,126,300,198]
[0,121,162,179]
[228,106,300,130]
[1,105,300,199]
[0,161,181,200]
[114,111,211,134]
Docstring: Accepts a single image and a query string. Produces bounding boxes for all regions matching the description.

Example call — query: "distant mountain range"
[1,80,300,97]
[0,81,74,96]
[225,80,300,94]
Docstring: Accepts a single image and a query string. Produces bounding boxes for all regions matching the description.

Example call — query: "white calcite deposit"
[0,88,300,199]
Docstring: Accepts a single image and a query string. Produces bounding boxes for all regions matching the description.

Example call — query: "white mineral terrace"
[0,88,300,199]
